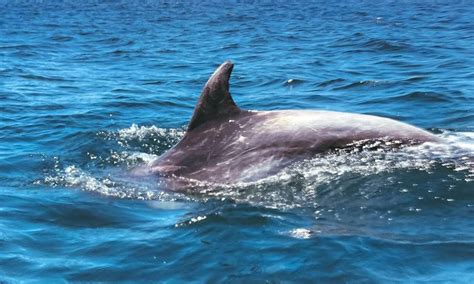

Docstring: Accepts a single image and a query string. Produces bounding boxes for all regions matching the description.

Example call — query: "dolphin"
[150,61,439,184]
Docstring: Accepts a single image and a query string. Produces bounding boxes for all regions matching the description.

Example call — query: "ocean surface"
[1,0,474,282]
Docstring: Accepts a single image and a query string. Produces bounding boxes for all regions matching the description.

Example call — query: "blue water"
[1,0,474,282]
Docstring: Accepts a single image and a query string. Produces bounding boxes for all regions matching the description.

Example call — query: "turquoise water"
[1,0,474,282]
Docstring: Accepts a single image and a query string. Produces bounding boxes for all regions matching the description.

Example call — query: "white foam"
[288,228,314,239]
[185,130,474,209]
[117,124,185,141]
[42,129,473,211]
[43,165,189,202]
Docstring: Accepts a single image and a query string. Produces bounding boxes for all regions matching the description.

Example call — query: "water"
[1,0,474,282]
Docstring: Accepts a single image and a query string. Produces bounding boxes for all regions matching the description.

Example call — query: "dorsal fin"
[187,61,240,131]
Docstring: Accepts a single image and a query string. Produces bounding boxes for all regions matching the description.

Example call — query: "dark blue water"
[1,0,474,282]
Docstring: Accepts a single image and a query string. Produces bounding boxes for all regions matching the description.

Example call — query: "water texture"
[1,0,474,282]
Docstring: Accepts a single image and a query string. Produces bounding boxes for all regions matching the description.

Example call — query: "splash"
[43,127,473,213]
[39,124,191,201]
[100,124,185,155]
[173,130,474,209]
[116,124,185,142]
[42,165,191,202]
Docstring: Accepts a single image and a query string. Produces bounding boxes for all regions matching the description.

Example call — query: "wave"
[404,76,427,83]
[332,80,392,91]
[95,37,121,44]
[283,78,305,86]
[363,39,410,52]
[332,38,410,53]
[20,74,71,82]
[0,44,37,50]
[397,91,452,103]
[367,91,452,104]
[317,78,345,87]
[50,35,74,42]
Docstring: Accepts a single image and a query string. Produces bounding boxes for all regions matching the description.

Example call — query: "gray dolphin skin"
[151,61,439,184]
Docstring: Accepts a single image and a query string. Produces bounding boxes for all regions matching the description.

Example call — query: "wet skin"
[150,61,439,184]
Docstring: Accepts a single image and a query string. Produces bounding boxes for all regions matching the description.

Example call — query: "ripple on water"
[1,1,474,281]
[332,80,394,91]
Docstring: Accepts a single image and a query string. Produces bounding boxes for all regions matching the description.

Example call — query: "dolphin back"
[150,61,440,185]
